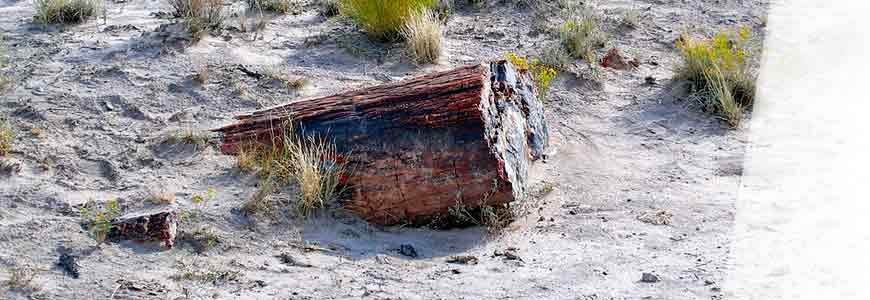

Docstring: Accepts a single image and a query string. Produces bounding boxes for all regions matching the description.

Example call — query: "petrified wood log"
[214,61,549,225]
[108,207,179,248]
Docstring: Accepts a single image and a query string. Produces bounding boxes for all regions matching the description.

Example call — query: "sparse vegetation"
[78,198,121,245]
[3,265,40,293]
[400,8,443,64]
[621,9,642,28]
[241,177,278,218]
[263,66,308,90]
[33,0,99,24]
[0,119,12,156]
[0,39,8,93]
[179,227,221,253]
[560,14,608,62]
[339,0,437,40]
[446,202,517,233]
[149,189,177,204]
[169,0,224,40]
[248,0,299,14]
[194,64,209,85]
[166,130,210,147]
[539,47,570,70]
[280,131,349,217]
[505,52,557,102]
[232,125,350,218]
[171,260,241,284]
[676,27,757,127]
[320,0,340,16]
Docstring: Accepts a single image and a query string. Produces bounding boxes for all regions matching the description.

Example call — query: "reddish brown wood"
[108,207,179,248]
[214,61,549,225]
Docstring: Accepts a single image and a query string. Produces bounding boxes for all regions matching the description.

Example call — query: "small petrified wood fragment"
[108,207,179,248]
[214,61,549,225]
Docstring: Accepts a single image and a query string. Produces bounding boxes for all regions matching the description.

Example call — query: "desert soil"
[0,0,768,299]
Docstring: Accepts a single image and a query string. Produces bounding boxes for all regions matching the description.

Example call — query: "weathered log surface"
[108,207,179,248]
[214,61,548,225]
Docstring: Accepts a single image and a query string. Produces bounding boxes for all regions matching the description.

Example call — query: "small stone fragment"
[641,272,660,283]
[399,244,418,258]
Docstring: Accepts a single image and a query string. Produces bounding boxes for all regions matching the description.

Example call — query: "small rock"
[600,48,640,70]
[399,244,418,258]
[0,159,22,176]
[57,251,80,279]
[641,272,659,283]
[276,252,313,267]
[644,76,656,85]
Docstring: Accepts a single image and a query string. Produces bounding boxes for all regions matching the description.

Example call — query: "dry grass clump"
[320,0,341,16]
[280,132,349,217]
[0,41,8,93]
[149,189,177,204]
[233,126,350,218]
[166,130,210,147]
[339,0,437,40]
[169,0,224,40]
[560,14,608,62]
[444,202,517,233]
[0,119,12,156]
[194,64,209,85]
[33,0,99,24]
[241,177,277,218]
[248,0,299,14]
[400,9,442,64]
[621,9,642,28]
[676,27,757,127]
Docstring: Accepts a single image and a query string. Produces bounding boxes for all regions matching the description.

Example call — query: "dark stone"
[641,272,659,283]
[399,244,418,258]
[58,252,80,279]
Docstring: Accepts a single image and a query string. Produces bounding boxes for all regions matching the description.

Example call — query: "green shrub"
[560,15,608,62]
[340,0,437,40]
[676,27,756,127]
[33,0,99,24]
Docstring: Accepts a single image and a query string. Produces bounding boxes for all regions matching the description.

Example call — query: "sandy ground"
[0,0,767,299]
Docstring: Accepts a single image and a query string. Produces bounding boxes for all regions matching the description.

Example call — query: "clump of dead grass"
[339,0,437,40]
[233,125,350,218]
[621,9,643,29]
[0,119,12,156]
[149,189,177,204]
[169,0,224,40]
[194,64,209,85]
[560,14,608,62]
[400,8,442,64]
[280,131,349,217]
[248,0,299,14]
[676,26,757,127]
[320,0,341,16]
[33,0,99,24]
[165,130,210,147]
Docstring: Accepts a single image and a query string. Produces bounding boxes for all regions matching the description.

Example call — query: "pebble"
[641,272,659,283]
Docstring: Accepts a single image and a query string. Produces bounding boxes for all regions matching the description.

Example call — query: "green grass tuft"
[33,0,99,24]
[340,0,437,40]
[560,14,608,62]
[676,26,757,127]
